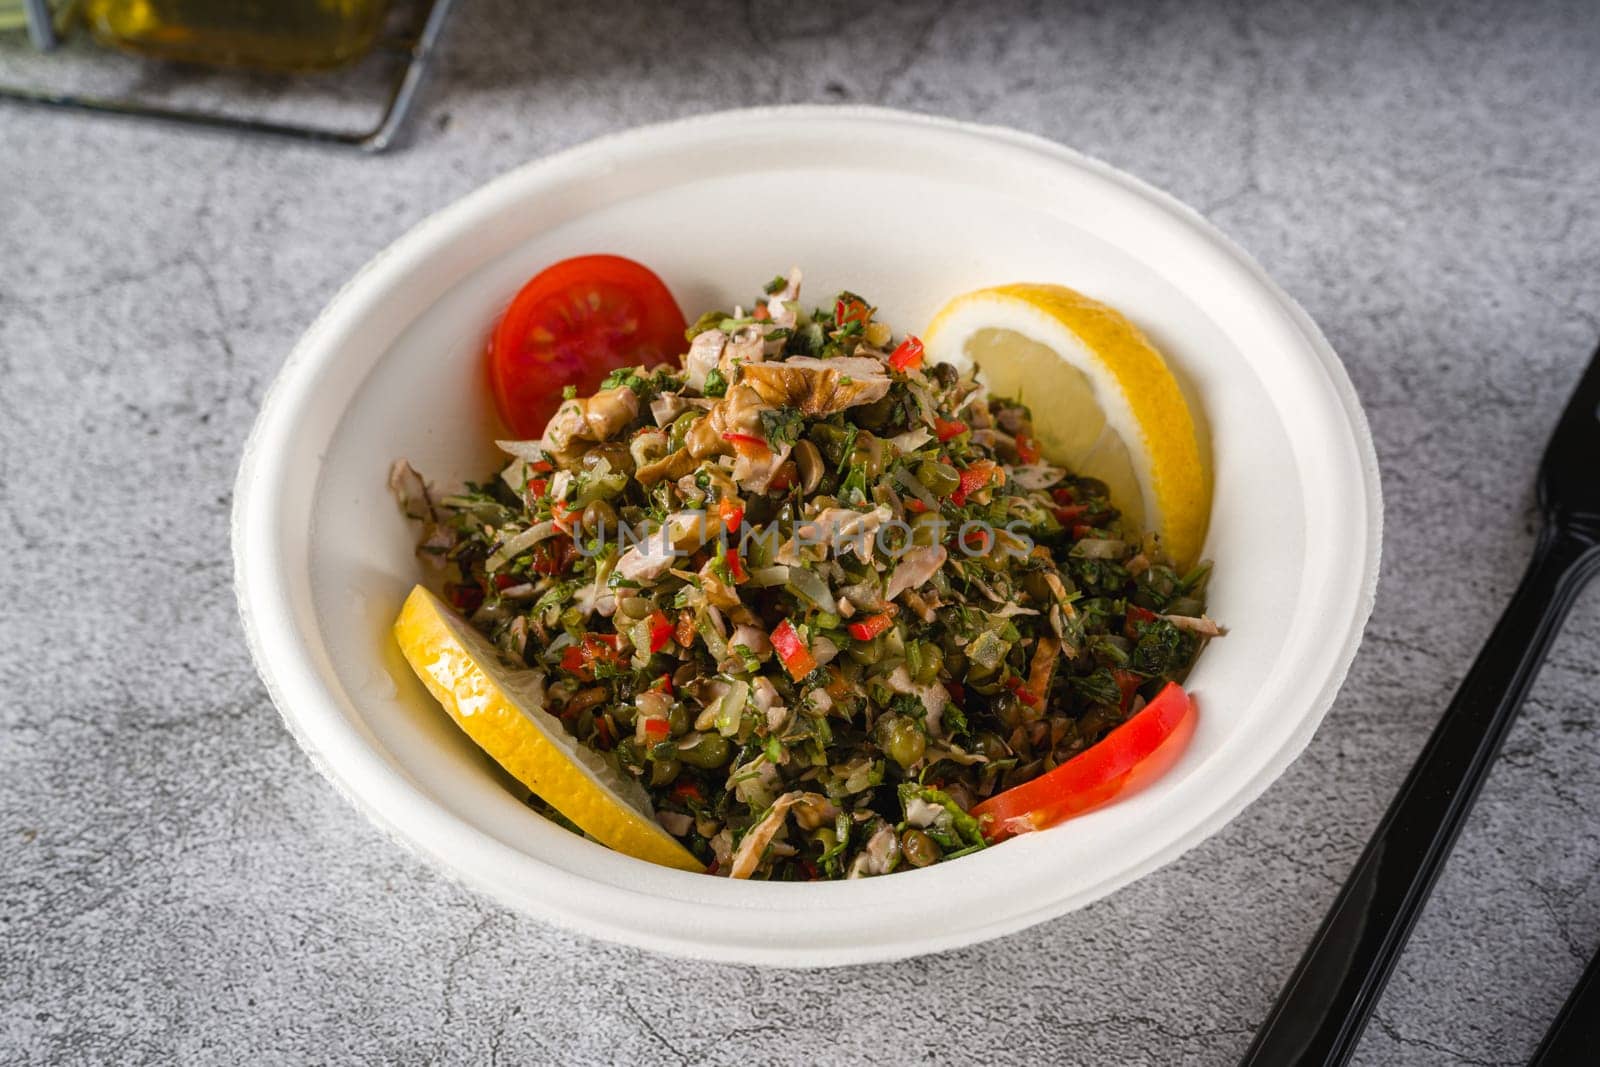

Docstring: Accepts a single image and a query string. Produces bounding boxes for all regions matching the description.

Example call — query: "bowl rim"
[232,104,1383,966]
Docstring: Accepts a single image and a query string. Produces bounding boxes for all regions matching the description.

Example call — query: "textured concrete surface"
[4,1,1599,1064]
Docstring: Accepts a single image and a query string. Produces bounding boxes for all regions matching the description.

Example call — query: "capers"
[916,460,961,498]
[876,714,926,770]
[901,828,941,868]
[582,498,617,534]
[667,701,689,737]
[913,642,943,684]
[649,759,682,787]
[793,439,825,495]
[677,732,731,769]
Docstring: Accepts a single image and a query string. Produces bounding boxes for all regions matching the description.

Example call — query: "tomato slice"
[972,682,1196,842]
[488,254,688,438]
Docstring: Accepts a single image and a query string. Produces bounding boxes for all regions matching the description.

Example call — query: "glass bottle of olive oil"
[82,0,391,72]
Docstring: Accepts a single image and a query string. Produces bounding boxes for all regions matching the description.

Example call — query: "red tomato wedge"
[972,682,1196,842]
[488,255,688,438]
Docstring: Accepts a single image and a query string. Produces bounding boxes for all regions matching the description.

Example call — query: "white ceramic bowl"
[233,107,1381,966]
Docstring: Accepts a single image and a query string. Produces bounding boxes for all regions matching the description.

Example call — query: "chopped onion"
[484,520,559,571]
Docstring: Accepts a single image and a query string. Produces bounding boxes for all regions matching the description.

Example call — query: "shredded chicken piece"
[847,824,901,878]
[885,545,947,601]
[728,790,805,878]
[683,329,726,392]
[762,267,802,330]
[541,387,640,454]
[1161,613,1226,637]
[740,357,891,415]
[650,392,690,427]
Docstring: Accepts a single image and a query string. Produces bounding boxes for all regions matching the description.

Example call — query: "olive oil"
[82,0,390,72]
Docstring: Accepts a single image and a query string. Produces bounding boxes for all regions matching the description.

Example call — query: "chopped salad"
[394,264,1217,879]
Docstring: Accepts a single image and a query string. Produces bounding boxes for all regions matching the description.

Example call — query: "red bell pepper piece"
[647,609,674,653]
[973,682,1195,842]
[950,461,995,506]
[769,618,817,681]
[845,613,893,642]
[933,417,968,442]
[887,335,924,372]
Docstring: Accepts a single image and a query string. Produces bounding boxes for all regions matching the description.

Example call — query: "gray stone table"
[4,2,1599,1063]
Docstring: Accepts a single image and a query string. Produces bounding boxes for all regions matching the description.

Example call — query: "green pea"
[649,759,682,787]
[877,714,926,770]
[849,434,883,479]
[916,460,961,498]
[901,828,941,868]
[847,634,884,665]
[677,732,731,769]
[910,511,948,548]
[668,702,689,737]
[913,642,943,685]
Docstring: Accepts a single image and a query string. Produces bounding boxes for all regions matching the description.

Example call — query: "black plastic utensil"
[1530,939,1600,1064]
[1241,341,1600,1066]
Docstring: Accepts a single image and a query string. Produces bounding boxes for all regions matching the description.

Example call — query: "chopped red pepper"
[933,417,968,442]
[1124,605,1159,641]
[1051,487,1076,505]
[903,497,928,515]
[560,633,623,681]
[642,717,670,740]
[1053,504,1090,526]
[647,609,674,653]
[726,546,749,584]
[527,477,548,499]
[887,335,925,372]
[551,500,577,533]
[651,672,674,695]
[1112,668,1143,711]
[846,612,894,642]
[962,527,993,554]
[718,497,744,534]
[1072,523,1097,540]
[753,302,771,322]
[770,618,817,681]
[446,582,484,614]
[1014,432,1042,465]
[530,536,573,576]
[1007,676,1040,706]
[950,461,996,506]
[529,459,554,474]
[671,779,701,802]
[835,296,871,328]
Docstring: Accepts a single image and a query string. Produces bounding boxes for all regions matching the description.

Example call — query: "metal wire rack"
[0,0,453,151]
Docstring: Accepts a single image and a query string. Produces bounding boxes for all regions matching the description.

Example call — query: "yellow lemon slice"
[925,283,1209,570]
[393,585,702,872]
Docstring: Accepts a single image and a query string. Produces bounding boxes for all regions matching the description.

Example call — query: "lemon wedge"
[924,283,1209,569]
[393,585,703,872]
